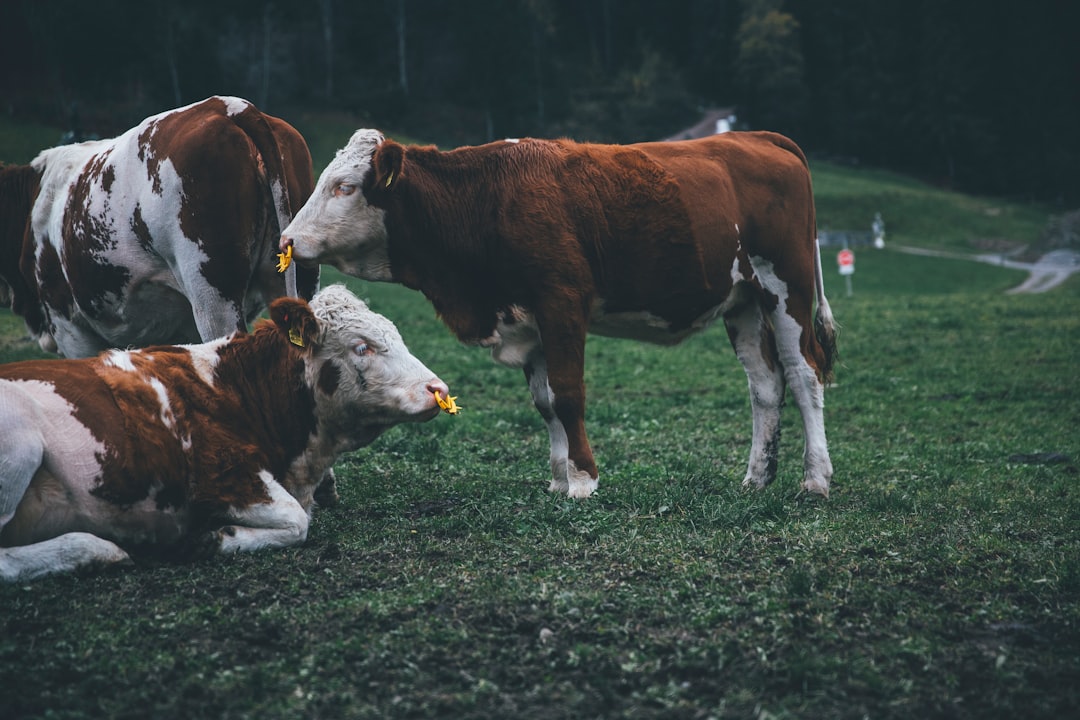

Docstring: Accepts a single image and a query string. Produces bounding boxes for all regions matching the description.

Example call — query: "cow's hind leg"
[0,401,131,582]
[724,288,785,490]
[775,320,833,497]
[757,283,833,497]
[0,391,50,530]
[1,533,131,583]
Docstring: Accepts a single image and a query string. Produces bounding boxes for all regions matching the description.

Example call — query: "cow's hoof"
[547,478,570,494]
[314,469,340,507]
[801,477,830,498]
[741,474,771,490]
[567,470,598,499]
[181,529,225,560]
[66,533,132,571]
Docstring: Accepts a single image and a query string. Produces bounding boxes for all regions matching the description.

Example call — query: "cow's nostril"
[427,379,450,399]
[279,236,293,252]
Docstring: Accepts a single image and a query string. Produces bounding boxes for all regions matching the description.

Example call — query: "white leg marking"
[527,358,572,494]
[749,258,833,497]
[725,299,784,489]
[0,533,131,583]
[566,460,599,499]
[503,310,599,498]
[216,471,311,554]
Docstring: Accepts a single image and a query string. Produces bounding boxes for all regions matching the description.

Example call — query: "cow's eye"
[334,183,356,197]
[353,342,373,357]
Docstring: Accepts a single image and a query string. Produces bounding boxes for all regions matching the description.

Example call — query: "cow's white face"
[282,130,392,281]
[307,284,446,449]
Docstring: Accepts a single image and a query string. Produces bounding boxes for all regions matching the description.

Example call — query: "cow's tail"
[227,100,301,296]
[813,238,838,384]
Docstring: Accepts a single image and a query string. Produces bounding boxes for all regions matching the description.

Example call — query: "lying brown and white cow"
[0,95,319,358]
[0,285,449,583]
[281,131,837,498]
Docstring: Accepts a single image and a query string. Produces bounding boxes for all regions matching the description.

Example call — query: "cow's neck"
[386,147,508,342]
[213,330,320,481]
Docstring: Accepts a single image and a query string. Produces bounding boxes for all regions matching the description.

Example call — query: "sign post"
[837,248,855,297]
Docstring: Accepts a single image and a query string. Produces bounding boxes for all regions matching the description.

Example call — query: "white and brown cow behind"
[0,285,449,583]
[0,95,319,358]
[281,130,838,498]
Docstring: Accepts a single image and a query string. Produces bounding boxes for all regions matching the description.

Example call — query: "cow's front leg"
[524,319,598,499]
[207,471,311,554]
[525,355,598,498]
[490,304,598,497]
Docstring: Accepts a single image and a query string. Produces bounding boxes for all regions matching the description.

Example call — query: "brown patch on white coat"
[0,285,449,582]
[0,95,319,358]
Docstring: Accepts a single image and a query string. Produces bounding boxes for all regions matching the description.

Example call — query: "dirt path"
[892,246,1080,293]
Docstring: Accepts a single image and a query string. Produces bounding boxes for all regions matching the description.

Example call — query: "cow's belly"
[3,471,190,548]
[54,280,201,355]
[487,293,735,369]
[115,281,202,344]
[587,298,731,346]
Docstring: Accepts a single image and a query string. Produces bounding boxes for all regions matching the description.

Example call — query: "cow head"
[280,130,395,281]
[268,284,448,450]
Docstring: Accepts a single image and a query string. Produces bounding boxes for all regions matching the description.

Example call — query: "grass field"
[2,116,1079,718]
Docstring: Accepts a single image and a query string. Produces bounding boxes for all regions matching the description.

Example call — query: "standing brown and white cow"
[280,131,838,498]
[0,285,450,583]
[0,95,319,358]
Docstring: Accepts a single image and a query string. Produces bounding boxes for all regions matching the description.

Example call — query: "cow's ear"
[269,297,319,350]
[373,140,405,191]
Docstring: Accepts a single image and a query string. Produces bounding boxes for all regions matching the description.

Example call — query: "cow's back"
[534,132,813,323]
[618,131,813,253]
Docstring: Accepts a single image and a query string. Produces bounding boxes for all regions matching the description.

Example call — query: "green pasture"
[2,115,1079,718]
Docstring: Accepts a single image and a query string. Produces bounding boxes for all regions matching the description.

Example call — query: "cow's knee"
[0,532,131,583]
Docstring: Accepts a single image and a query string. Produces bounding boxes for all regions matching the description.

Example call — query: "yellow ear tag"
[385,170,394,188]
[276,245,293,273]
[288,324,305,348]
[434,390,461,416]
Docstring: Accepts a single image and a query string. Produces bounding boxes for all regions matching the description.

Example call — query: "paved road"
[892,246,1080,293]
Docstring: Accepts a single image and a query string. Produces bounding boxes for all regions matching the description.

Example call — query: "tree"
[734,0,807,135]
[395,0,408,95]
[320,0,334,100]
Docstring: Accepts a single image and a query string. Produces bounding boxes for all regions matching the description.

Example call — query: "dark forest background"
[2,0,1077,205]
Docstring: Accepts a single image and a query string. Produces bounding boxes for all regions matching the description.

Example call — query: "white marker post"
[837,247,855,297]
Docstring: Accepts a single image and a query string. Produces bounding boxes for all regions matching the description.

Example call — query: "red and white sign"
[837,248,855,275]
